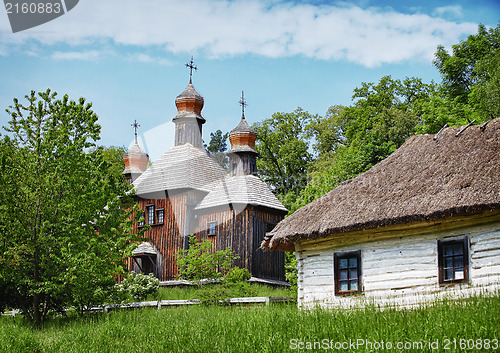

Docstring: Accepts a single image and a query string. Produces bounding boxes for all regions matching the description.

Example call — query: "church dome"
[229,117,258,153]
[174,83,205,119]
[123,142,149,181]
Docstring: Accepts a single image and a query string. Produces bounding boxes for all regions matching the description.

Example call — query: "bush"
[222,267,251,284]
[176,234,238,281]
[285,252,298,295]
[118,272,160,302]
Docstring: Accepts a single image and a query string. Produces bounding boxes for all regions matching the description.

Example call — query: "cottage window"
[438,237,469,284]
[334,250,361,295]
[156,209,164,224]
[208,221,217,236]
[146,205,155,224]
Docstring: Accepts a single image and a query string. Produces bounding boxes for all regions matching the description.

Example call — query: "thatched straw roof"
[262,119,500,251]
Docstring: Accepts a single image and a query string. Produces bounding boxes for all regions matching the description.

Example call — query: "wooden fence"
[3,296,296,317]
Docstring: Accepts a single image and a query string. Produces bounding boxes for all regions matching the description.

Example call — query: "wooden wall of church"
[251,209,285,281]
[196,206,285,281]
[131,196,286,281]
[131,190,205,281]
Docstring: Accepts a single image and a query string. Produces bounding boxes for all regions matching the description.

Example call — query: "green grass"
[147,283,294,301]
[1,294,499,352]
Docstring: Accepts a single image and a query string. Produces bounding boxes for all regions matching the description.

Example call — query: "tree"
[205,129,229,170]
[305,105,347,157]
[101,145,128,180]
[253,108,313,199]
[0,89,144,326]
[433,24,500,114]
[290,76,434,213]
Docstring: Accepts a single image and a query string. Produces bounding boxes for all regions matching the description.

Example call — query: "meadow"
[1,291,499,353]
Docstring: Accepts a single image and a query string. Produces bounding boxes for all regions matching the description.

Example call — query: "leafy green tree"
[253,108,313,199]
[0,89,144,326]
[101,145,128,180]
[433,24,500,106]
[290,76,433,213]
[468,25,500,119]
[205,129,229,170]
[305,105,347,157]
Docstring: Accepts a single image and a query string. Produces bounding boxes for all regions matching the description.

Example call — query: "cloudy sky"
[1,0,499,161]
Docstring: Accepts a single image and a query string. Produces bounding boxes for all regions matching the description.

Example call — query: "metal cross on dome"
[239,91,247,119]
[185,56,197,83]
[131,120,140,143]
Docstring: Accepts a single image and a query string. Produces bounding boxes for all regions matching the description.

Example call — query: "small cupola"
[172,57,205,148]
[123,120,149,183]
[227,91,258,176]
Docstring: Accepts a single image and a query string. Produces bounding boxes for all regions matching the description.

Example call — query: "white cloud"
[51,50,100,61]
[126,53,171,66]
[1,0,479,67]
[434,5,464,19]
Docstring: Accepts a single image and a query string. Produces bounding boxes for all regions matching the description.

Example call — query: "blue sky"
[1,0,498,161]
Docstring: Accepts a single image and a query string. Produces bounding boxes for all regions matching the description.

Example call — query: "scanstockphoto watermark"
[289,338,499,350]
[3,0,79,33]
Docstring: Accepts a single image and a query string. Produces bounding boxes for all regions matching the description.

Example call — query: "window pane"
[454,256,463,268]
[348,257,357,268]
[339,270,348,280]
[339,281,349,292]
[452,244,463,255]
[445,269,453,281]
[208,222,216,235]
[455,269,464,280]
[350,280,358,291]
[339,259,348,269]
[157,210,164,223]
[147,206,154,224]
[349,269,358,280]
[444,245,454,256]
[445,257,453,268]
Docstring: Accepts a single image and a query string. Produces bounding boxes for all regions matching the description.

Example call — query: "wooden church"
[122,64,287,282]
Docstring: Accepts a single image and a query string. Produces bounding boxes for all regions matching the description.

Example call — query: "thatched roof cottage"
[262,119,500,308]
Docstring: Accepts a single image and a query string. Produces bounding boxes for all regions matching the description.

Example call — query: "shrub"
[222,267,251,284]
[285,252,298,294]
[176,234,238,281]
[118,272,160,302]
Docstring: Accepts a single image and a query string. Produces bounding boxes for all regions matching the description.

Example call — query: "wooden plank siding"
[130,197,286,281]
[296,221,500,309]
[130,190,206,281]
[251,208,285,281]
[196,206,285,281]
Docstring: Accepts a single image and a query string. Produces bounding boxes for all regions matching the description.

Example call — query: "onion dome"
[228,92,258,176]
[173,83,205,123]
[228,117,258,154]
[123,142,149,183]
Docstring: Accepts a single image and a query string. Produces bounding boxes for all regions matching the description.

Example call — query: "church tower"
[227,91,258,176]
[172,57,205,148]
[123,120,149,183]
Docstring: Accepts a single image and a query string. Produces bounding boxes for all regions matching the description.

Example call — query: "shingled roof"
[133,143,226,198]
[262,119,500,251]
[195,175,287,212]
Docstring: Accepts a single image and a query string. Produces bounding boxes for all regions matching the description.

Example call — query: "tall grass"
[148,283,293,301]
[1,294,499,352]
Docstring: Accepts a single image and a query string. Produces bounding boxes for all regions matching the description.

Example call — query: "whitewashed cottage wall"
[296,221,500,309]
